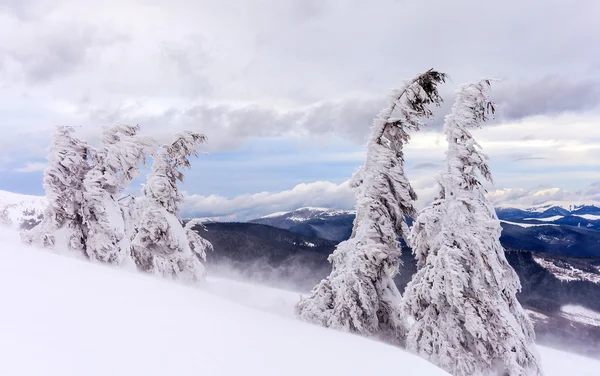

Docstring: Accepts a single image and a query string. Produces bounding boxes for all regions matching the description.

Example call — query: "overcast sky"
[1,0,599,219]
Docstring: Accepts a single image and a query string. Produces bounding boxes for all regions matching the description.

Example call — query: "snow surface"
[575,214,600,220]
[260,210,291,218]
[524,215,564,222]
[1,226,599,375]
[561,305,600,327]
[0,227,447,376]
[500,220,558,228]
[533,256,600,284]
[0,190,46,227]
[258,207,356,221]
[496,200,600,212]
[525,309,550,322]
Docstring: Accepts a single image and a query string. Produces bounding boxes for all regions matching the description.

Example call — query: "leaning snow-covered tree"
[401,80,543,376]
[131,132,212,283]
[22,126,90,253]
[296,69,447,343]
[81,124,157,265]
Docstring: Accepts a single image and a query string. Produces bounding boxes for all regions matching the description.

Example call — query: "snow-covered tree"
[21,126,90,252]
[183,218,213,263]
[401,80,543,376]
[81,124,156,265]
[296,69,447,343]
[1,204,12,227]
[131,132,212,283]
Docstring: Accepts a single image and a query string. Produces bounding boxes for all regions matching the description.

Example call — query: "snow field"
[0,227,448,376]
[0,227,599,375]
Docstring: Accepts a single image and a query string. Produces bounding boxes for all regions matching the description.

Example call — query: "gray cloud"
[79,97,382,149]
[0,0,52,21]
[182,180,355,221]
[494,77,600,121]
[0,25,126,83]
[487,182,600,208]
[411,162,442,170]
[160,36,212,96]
[513,156,547,162]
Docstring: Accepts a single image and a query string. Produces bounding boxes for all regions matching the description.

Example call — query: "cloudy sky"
[1,0,599,220]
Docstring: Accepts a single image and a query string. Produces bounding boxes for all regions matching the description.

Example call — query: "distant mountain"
[193,221,600,309]
[249,207,356,242]
[252,204,600,257]
[496,202,600,231]
[193,222,335,290]
[499,222,600,257]
[189,221,600,355]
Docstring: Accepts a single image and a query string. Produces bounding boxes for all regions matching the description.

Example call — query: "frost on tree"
[401,80,543,376]
[21,126,90,253]
[296,69,447,343]
[131,132,212,283]
[82,124,157,265]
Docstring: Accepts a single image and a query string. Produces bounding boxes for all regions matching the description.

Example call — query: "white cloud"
[486,182,600,208]
[181,178,600,221]
[14,162,46,173]
[182,180,355,221]
[181,174,443,221]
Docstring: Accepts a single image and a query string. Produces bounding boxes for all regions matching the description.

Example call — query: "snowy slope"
[533,255,600,284]
[495,200,600,213]
[0,227,447,376]
[1,227,599,375]
[500,220,559,228]
[0,190,46,228]
[255,207,355,222]
[561,305,600,327]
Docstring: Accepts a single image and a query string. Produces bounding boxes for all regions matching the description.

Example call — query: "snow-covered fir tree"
[183,218,213,263]
[22,126,90,252]
[296,69,447,343]
[401,80,543,376]
[131,132,212,283]
[0,205,12,227]
[81,124,156,265]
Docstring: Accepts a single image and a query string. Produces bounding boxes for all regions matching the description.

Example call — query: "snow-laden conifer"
[81,124,157,265]
[1,205,12,227]
[131,132,212,283]
[296,69,447,343]
[22,126,90,252]
[401,80,543,376]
